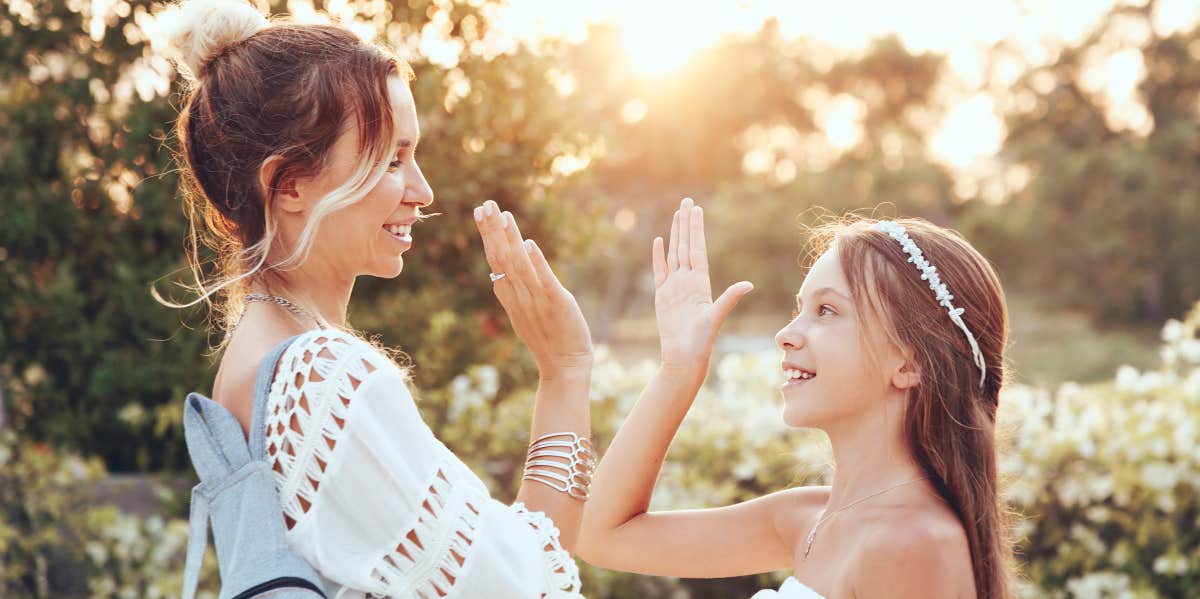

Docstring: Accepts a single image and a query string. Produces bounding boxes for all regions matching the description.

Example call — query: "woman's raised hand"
[474,200,593,380]
[652,197,753,373]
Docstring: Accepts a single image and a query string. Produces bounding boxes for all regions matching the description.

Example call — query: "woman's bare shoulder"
[211,319,311,435]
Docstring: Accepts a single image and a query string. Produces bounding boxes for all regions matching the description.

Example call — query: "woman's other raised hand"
[474,200,593,381]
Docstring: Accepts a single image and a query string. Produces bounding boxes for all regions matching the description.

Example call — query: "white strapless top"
[750,576,826,599]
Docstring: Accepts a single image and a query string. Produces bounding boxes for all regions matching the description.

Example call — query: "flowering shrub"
[2,302,1196,598]
[1000,301,1200,598]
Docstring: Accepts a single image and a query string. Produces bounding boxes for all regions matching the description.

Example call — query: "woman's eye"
[388,158,404,169]
[818,304,836,316]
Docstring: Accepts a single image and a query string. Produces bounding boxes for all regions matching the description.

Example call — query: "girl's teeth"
[784,368,815,381]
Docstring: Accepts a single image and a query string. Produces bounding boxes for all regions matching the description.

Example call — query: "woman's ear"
[890,345,921,391]
[258,155,307,214]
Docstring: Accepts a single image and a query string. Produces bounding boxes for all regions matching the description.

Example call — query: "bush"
[3,302,1197,598]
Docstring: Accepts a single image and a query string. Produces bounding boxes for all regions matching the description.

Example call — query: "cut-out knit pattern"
[262,329,584,598]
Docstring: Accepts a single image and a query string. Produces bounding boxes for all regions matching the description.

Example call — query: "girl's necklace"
[802,476,929,561]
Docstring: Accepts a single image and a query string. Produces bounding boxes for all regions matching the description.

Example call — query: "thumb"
[712,281,754,322]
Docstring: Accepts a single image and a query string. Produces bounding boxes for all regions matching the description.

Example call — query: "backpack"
[181,334,328,599]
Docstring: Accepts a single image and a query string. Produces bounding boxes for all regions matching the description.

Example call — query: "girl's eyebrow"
[795,286,852,306]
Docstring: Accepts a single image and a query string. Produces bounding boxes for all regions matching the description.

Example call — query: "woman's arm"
[577,198,796,577]
[474,200,593,553]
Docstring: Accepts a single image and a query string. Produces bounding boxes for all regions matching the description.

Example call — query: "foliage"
[984,2,1200,324]
[0,0,598,472]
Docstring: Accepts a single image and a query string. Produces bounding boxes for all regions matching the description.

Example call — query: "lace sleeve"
[262,330,584,599]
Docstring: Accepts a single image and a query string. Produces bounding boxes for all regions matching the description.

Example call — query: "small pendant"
[803,529,816,561]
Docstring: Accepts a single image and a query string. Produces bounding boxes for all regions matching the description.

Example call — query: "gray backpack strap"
[182,333,325,599]
[249,333,308,461]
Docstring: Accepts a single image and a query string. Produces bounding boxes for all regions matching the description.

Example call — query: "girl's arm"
[577,198,796,577]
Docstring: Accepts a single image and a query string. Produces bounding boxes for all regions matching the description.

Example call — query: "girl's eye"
[818,304,836,317]
[388,158,404,169]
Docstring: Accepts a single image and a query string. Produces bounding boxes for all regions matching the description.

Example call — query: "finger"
[475,201,518,304]
[678,197,693,270]
[667,210,680,271]
[474,202,509,279]
[500,210,539,289]
[652,236,666,287]
[526,238,563,290]
[712,281,754,323]
[689,205,708,272]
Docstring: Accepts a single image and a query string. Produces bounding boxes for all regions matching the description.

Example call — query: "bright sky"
[490,0,1200,177]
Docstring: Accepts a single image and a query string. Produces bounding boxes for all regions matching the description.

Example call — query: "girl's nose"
[775,319,806,351]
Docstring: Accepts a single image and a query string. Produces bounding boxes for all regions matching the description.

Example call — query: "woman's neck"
[251,266,353,330]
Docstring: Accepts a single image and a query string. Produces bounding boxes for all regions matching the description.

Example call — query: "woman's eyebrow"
[397,134,420,150]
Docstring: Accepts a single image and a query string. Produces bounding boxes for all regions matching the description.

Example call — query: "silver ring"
[489,272,506,283]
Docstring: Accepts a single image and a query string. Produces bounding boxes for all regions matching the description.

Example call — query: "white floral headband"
[871,221,987,388]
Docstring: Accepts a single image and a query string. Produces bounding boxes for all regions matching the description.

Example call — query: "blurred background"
[2,0,1199,596]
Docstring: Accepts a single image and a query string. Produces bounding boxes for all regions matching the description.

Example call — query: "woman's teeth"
[784,368,816,381]
[384,224,412,240]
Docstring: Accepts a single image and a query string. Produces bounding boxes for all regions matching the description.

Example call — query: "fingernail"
[474,206,483,222]
[484,202,494,217]
[502,211,512,228]
[524,239,535,252]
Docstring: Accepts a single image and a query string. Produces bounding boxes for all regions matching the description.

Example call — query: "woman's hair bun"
[157,0,270,84]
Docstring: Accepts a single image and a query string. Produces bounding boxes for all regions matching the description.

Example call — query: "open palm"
[652,197,753,372]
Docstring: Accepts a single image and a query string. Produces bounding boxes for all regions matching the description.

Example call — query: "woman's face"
[774,245,894,428]
[297,75,433,280]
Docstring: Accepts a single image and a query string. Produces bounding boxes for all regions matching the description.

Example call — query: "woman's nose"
[406,164,434,207]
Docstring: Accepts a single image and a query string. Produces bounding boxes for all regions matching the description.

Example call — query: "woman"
[577,198,1013,598]
[155,1,594,597]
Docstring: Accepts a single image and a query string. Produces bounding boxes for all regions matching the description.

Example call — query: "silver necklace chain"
[225,292,324,339]
[802,476,929,561]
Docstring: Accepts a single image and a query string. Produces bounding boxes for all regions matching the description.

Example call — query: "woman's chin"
[367,256,404,278]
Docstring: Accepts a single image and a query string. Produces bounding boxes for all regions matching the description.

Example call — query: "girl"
[577,198,1012,598]
[157,1,594,597]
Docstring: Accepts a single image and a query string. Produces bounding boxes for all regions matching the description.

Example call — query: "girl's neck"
[823,402,927,510]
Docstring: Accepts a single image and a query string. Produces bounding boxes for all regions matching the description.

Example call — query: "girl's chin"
[780,387,832,428]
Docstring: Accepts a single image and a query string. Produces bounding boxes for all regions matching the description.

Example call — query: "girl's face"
[774,245,899,428]
[293,76,434,280]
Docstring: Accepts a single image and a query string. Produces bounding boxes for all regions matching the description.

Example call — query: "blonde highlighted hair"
[150,0,414,358]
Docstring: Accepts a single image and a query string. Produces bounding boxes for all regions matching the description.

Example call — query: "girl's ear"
[258,155,308,214]
[891,344,921,391]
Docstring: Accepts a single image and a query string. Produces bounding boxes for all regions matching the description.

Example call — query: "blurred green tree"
[0,0,599,471]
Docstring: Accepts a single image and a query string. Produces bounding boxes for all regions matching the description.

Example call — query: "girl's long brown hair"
[807,216,1013,599]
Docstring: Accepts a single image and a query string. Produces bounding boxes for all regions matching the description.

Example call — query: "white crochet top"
[263,329,584,599]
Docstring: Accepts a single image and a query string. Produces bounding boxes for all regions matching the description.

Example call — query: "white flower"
[1115,365,1140,392]
[1161,318,1185,343]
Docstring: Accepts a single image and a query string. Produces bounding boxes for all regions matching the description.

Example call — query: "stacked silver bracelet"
[522,432,597,500]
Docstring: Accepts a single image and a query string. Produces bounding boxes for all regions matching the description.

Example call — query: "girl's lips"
[782,376,815,389]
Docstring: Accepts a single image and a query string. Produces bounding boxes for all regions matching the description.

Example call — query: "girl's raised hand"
[652,197,753,374]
